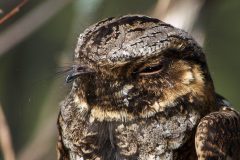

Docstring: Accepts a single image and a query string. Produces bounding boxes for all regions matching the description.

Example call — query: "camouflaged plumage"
[57,15,240,160]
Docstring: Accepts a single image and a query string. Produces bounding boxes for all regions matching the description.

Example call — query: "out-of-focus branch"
[17,79,63,160]
[0,103,15,160]
[0,0,28,25]
[17,114,57,160]
[151,0,206,46]
[0,0,72,57]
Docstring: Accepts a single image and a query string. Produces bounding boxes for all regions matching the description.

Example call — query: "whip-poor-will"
[57,15,240,160]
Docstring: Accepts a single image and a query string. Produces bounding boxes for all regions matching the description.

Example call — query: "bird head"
[66,15,216,122]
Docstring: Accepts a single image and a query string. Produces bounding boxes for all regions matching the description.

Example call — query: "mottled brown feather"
[196,106,240,160]
[57,15,240,160]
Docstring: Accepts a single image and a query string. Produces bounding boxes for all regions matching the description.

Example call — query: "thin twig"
[0,0,72,57]
[0,103,16,160]
[0,0,28,25]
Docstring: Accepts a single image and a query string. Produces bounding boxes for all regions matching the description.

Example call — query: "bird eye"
[133,64,163,76]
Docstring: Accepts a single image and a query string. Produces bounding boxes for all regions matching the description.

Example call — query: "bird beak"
[66,66,94,83]
[66,71,83,83]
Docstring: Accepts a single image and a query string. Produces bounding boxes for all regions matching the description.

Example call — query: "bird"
[57,15,240,160]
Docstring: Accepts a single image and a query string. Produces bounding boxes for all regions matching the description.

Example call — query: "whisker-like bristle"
[56,66,72,77]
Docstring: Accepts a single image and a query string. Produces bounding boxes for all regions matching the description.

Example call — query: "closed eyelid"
[132,62,164,76]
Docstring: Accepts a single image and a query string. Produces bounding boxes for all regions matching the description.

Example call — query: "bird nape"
[57,15,240,160]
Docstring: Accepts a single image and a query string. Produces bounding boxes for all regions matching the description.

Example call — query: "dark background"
[0,0,239,159]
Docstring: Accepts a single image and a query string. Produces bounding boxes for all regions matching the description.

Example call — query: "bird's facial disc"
[69,15,212,121]
[70,55,207,122]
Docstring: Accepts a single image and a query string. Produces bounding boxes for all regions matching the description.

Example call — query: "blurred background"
[0,0,239,159]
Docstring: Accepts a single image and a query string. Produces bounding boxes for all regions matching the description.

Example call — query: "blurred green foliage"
[203,1,240,107]
[0,0,74,158]
[0,0,239,159]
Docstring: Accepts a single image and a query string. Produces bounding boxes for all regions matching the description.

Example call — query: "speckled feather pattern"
[57,15,240,160]
[74,15,202,66]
